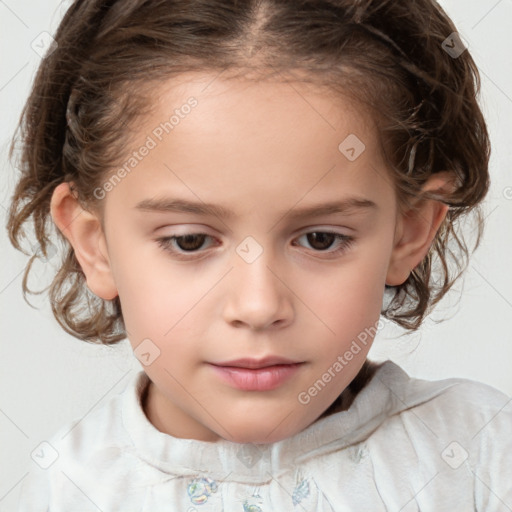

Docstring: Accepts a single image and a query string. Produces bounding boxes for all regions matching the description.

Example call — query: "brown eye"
[293,231,355,257]
[305,232,336,251]
[156,233,214,258]
[173,234,208,251]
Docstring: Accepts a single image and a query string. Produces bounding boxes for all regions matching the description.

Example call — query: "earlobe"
[50,182,118,300]
[385,172,454,286]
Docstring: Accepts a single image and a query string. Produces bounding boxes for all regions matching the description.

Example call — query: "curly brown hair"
[6,0,490,345]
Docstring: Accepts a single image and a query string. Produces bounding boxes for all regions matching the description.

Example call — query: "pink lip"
[211,356,301,369]
[208,362,304,391]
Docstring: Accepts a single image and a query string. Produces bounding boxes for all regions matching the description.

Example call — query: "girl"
[6,0,511,510]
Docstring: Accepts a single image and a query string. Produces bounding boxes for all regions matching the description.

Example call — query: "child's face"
[60,72,439,443]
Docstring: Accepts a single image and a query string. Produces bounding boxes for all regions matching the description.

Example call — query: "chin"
[219,419,303,445]
[226,431,290,445]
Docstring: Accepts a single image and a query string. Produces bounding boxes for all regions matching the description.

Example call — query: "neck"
[318,359,382,419]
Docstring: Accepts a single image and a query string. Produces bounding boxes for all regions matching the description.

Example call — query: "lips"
[210,356,302,369]
[208,356,305,391]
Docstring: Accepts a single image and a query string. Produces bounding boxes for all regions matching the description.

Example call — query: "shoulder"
[17,370,146,510]
[373,361,512,433]
[403,372,512,437]
[374,364,512,508]
[410,375,512,469]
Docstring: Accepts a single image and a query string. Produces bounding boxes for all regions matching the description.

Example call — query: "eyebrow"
[135,196,378,220]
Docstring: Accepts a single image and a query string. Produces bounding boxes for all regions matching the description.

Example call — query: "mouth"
[209,355,304,370]
[208,359,305,391]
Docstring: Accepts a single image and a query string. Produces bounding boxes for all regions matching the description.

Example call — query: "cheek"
[296,242,391,347]
[306,254,388,317]
[106,231,199,339]
[117,270,202,341]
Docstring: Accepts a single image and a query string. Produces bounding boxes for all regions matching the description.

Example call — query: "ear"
[50,182,118,300]
[386,171,456,286]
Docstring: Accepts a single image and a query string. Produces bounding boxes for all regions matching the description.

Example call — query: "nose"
[222,246,294,331]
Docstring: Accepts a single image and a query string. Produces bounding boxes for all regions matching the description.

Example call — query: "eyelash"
[155,231,355,260]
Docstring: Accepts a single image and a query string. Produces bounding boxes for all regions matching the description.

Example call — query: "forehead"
[149,70,376,139]
[141,72,380,165]
[104,71,393,219]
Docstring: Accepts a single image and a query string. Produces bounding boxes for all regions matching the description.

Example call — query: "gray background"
[1,0,511,507]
